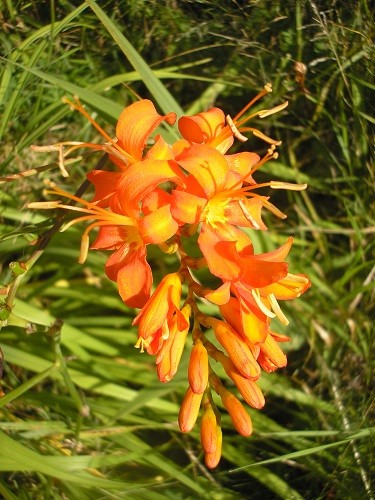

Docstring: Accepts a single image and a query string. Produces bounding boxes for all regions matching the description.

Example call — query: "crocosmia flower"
[29,86,311,468]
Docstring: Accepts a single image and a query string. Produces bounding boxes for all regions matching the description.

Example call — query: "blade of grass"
[85,0,184,118]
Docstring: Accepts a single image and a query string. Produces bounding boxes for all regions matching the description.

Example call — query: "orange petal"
[221,391,252,436]
[204,282,231,305]
[90,224,141,251]
[252,237,293,262]
[178,107,226,144]
[146,134,175,160]
[113,158,184,217]
[258,333,287,371]
[138,204,178,244]
[86,170,122,207]
[198,225,242,281]
[156,310,190,383]
[200,401,219,455]
[176,144,229,197]
[142,187,173,215]
[238,297,268,344]
[260,274,311,300]
[239,256,289,288]
[133,272,182,338]
[116,99,176,162]
[212,320,261,380]
[171,189,207,224]
[106,245,152,308]
[225,151,260,182]
[204,427,222,469]
[220,294,268,345]
[226,196,268,230]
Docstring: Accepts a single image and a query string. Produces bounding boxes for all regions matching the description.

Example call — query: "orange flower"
[203,232,310,342]
[61,98,177,172]
[28,90,312,469]
[38,161,181,308]
[178,84,287,153]
[171,144,267,233]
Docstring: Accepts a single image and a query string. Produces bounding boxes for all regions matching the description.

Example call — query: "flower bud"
[204,426,222,469]
[156,305,190,382]
[221,391,253,436]
[258,333,287,372]
[215,350,265,409]
[178,387,203,433]
[188,339,209,394]
[200,402,219,455]
[212,320,260,380]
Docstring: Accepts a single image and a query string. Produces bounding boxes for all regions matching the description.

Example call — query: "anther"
[258,101,289,118]
[238,199,261,230]
[270,181,308,191]
[251,289,275,318]
[226,115,248,142]
[268,293,289,325]
[286,273,310,284]
[252,129,282,146]
[264,83,273,93]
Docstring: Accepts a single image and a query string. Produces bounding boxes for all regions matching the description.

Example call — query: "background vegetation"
[0,1,374,498]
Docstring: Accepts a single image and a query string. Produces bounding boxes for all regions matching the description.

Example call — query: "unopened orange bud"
[204,426,222,469]
[178,387,203,433]
[188,339,209,394]
[258,333,287,371]
[222,391,253,436]
[212,320,261,380]
[215,351,265,409]
[200,401,220,455]
[156,305,191,382]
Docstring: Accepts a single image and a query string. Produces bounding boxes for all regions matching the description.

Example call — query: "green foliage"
[0,0,374,498]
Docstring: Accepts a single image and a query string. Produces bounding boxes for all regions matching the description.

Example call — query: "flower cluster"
[30,86,310,468]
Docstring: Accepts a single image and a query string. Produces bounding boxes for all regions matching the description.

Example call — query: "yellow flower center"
[202,195,231,228]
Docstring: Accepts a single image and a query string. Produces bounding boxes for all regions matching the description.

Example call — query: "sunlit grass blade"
[85,0,184,117]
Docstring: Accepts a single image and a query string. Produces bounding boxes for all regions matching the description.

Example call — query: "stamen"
[268,293,289,325]
[238,199,261,230]
[79,232,90,264]
[226,115,248,142]
[252,129,282,146]
[62,96,134,165]
[233,84,272,122]
[261,199,287,219]
[270,181,308,191]
[58,146,68,177]
[258,101,289,118]
[251,289,275,318]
